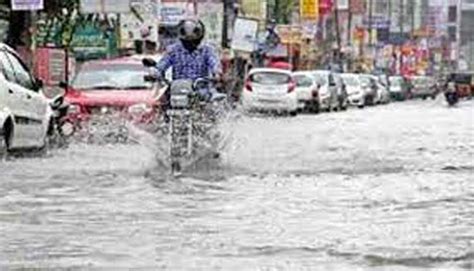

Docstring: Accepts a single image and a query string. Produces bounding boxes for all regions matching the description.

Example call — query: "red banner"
[319,0,333,16]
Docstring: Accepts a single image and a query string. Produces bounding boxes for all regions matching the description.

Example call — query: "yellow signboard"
[300,0,319,20]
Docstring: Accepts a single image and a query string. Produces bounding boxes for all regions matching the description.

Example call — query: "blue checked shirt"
[156,42,221,81]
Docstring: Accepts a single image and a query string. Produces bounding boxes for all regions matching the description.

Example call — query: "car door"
[4,50,47,147]
[0,50,30,148]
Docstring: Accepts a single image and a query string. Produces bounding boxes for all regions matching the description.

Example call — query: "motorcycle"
[142,58,228,174]
[444,82,459,106]
[48,95,73,147]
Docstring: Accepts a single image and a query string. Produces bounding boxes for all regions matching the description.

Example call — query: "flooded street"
[1,99,473,270]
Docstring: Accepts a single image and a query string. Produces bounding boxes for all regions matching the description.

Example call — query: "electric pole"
[368,0,373,46]
[399,0,404,73]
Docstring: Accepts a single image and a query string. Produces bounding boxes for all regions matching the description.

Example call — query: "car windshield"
[72,63,152,90]
[250,72,291,85]
[311,73,328,85]
[341,76,359,86]
[294,75,313,87]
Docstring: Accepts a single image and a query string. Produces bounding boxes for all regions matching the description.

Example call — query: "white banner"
[231,17,259,52]
[81,0,131,14]
[12,0,43,11]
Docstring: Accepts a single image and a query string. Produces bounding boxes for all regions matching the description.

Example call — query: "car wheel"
[358,104,365,109]
[289,111,297,117]
[431,94,437,100]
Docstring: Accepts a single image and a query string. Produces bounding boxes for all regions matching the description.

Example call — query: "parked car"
[388,76,410,101]
[340,73,366,108]
[62,56,163,132]
[0,43,54,156]
[410,76,438,100]
[333,73,349,110]
[310,70,340,112]
[292,71,319,113]
[241,68,298,115]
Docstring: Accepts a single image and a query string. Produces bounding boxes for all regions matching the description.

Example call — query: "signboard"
[198,2,223,48]
[276,25,303,44]
[71,22,111,60]
[338,0,349,10]
[34,48,76,88]
[241,0,265,19]
[81,0,130,14]
[12,0,43,11]
[120,0,159,48]
[350,0,365,14]
[363,16,390,29]
[300,0,319,20]
[231,17,258,52]
[160,2,193,25]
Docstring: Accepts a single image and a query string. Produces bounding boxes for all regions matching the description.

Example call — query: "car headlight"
[68,104,81,114]
[128,103,153,114]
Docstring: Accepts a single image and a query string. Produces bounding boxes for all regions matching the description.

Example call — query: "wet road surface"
[1,98,473,270]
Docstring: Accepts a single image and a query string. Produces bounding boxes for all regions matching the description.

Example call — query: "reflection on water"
[0,100,473,270]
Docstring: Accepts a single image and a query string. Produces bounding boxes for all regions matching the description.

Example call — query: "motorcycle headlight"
[68,104,81,114]
[128,103,153,114]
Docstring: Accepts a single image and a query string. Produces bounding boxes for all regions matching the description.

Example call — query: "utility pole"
[347,0,352,44]
[399,0,404,74]
[222,0,231,48]
[334,0,342,70]
[368,0,373,46]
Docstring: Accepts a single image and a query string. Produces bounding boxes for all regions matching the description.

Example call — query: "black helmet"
[178,19,205,51]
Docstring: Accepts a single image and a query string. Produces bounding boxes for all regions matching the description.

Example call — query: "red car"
[63,56,164,133]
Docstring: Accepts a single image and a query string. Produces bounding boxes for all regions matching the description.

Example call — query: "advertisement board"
[276,25,303,44]
[159,2,193,25]
[231,17,259,52]
[300,0,319,20]
[81,0,130,13]
[198,2,223,48]
[241,0,265,19]
[120,0,159,48]
[12,0,43,11]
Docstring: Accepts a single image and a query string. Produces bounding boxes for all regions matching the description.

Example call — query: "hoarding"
[81,0,130,14]
[12,0,43,11]
[231,17,259,52]
[241,0,265,19]
[160,2,193,25]
[300,0,319,20]
[198,2,223,48]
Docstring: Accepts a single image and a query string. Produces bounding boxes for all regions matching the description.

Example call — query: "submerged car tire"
[289,111,298,117]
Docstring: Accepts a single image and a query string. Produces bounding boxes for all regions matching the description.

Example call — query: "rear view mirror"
[59,81,68,89]
[144,74,158,82]
[142,58,157,67]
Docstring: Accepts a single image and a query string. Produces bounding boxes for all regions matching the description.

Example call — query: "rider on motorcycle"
[154,19,221,103]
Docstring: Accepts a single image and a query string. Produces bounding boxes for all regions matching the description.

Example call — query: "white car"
[340,73,366,108]
[241,68,298,115]
[0,43,53,156]
[310,70,340,112]
[292,71,319,113]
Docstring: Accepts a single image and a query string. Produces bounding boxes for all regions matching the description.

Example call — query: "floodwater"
[1,98,473,270]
